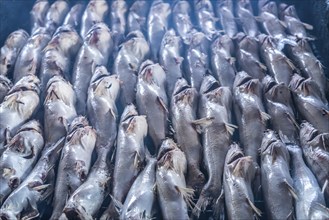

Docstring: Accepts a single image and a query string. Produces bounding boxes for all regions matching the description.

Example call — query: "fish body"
[44,0,69,35]
[30,0,50,34]
[63,3,85,31]
[236,0,259,37]
[127,0,149,33]
[218,6,238,38]
[0,76,12,103]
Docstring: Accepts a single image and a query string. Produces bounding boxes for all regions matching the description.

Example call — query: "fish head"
[172,78,196,105]
[45,75,75,105]
[69,116,89,133]
[121,104,138,123]
[125,30,144,42]
[91,67,120,101]
[261,130,290,161]
[88,0,109,17]
[190,32,209,49]
[289,74,323,98]
[281,4,298,18]
[263,76,291,103]
[226,143,255,177]
[200,75,231,104]
[139,61,166,86]
[9,74,40,95]
[52,25,82,55]
[218,34,234,55]
[0,210,18,220]
[112,0,127,11]
[234,71,261,94]
[85,22,112,56]
[0,75,12,90]
[258,33,274,48]
[261,1,278,16]
[123,115,148,138]
[300,122,321,144]
[18,120,43,135]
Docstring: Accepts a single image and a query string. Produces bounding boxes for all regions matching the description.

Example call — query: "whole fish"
[218,6,238,38]
[156,139,194,220]
[0,120,44,204]
[287,144,329,219]
[127,0,149,33]
[0,75,12,103]
[136,60,168,152]
[170,78,205,192]
[13,28,51,83]
[236,0,259,37]
[159,29,184,97]
[120,156,157,220]
[72,22,113,115]
[261,130,296,220]
[63,3,85,31]
[30,0,50,34]
[50,116,96,220]
[44,75,77,145]
[44,0,69,35]
[193,75,235,218]
[87,66,120,149]
[300,122,329,205]
[211,35,236,89]
[259,34,295,86]
[80,0,109,38]
[194,0,219,40]
[0,29,29,76]
[147,0,171,61]
[263,75,299,144]
[0,137,65,220]
[0,75,40,152]
[289,74,329,133]
[172,0,196,44]
[113,31,149,106]
[224,143,261,220]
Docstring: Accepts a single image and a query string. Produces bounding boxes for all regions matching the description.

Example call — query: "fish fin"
[285,113,300,129]
[284,57,297,70]
[227,57,236,65]
[257,61,267,71]
[302,22,313,30]
[157,96,169,113]
[278,131,291,145]
[322,179,328,194]
[310,203,329,217]
[175,185,195,209]
[260,111,271,123]
[191,117,215,133]
[33,184,51,191]
[2,167,15,177]
[283,179,298,200]
[279,20,287,28]
[213,188,225,219]
[224,123,238,135]
[246,197,262,217]
[109,195,123,215]
[133,151,143,169]
[193,195,210,217]
[5,128,11,145]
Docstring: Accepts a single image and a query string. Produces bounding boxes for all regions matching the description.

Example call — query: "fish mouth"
[121,104,138,123]
[203,79,220,94]
[227,150,244,165]
[173,79,191,96]
[289,74,305,90]
[157,139,176,160]
[125,31,143,42]
[263,77,277,94]
[235,73,253,87]
[91,66,109,83]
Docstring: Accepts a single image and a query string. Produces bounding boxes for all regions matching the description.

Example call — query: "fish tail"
[192,194,210,218]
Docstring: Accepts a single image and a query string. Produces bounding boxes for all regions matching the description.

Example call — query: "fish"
[147,0,171,62]
[300,122,329,205]
[50,116,96,220]
[215,0,234,14]
[289,74,329,133]
[72,22,113,115]
[80,0,109,38]
[159,29,184,97]
[0,75,40,153]
[87,65,120,149]
[223,143,261,220]
[44,0,69,35]
[136,60,168,152]
[172,0,196,44]
[236,0,259,37]
[170,78,205,193]
[101,104,148,219]
[262,75,299,144]
[13,28,51,83]
[258,1,278,17]
[156,138,194,220]
[127,0,149,33]
[0,29,29,76]
[287,144,329,219]
[30,0,50,35]
[113,31,149,106]
[0,137,65,220]
[218,6,238,38]
[0,120,44,204]
[0,75,12,103]
[261,130,295,220]
[63,3,85,30]
[211,35,236,89]
[194,0,219,40]
[44,75,77,145]
[193,75,235,218]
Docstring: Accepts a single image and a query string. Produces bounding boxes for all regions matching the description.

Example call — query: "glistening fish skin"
[0,75,12,103]
[127,0,150,33]
[44,0,69,35]
[30,0,50,35]
[236,0,259,37]
[0,120,44,204]
[63,3,85,31]
[218,6,238,38]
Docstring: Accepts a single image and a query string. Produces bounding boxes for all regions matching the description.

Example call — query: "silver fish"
[44,0,69,35]
[223,143,261,220]
[0,120,44,204]
[156,139,194,220]
[259,1,278,17]
[63,3,85,30]
[50,116,96,220]
[218,6,238,38]
[0,75,12,103]
[261,130,296,220]
[0,29,29,76]
[170,78,205,192]
[127,0,149,33]
[0,75,40,152]
[30,0,50,35]
[236,0,259,37]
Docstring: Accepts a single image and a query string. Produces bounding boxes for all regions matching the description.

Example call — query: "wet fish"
[0,137,65,220]
[136,60,168,152]
[287,144,329,220]
[0,120,44,204]
[193,75,235,218]
[63,3,85,31]
[258,1,278,17]
[127,0,149,33]
[30,0,50,34]
[147,0,171,61]
[159,29,184,97]
[218,6,238,38]
[236,0,259,37]
[80,0,109,38]
[44,75,77,145]
[50,116,96,220]
[0,75,12,103]
[113,31,149,106]
[261,130,296,220]
[289,74,329,133]
[263,75,299,144]
[72,22,113,115]
[170,78,205,192]
[44,0,69,35]
[13,28,51,83]
[215,0,234,15]
[101,104,148,219]
[300,122,329,205]
[223,143,261,220]
[156,138,194,220]
[0,30,29,76]
[0,75,40,153]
